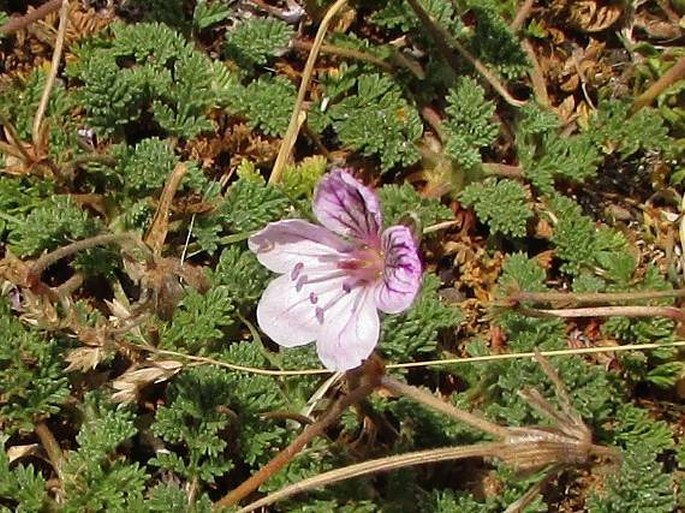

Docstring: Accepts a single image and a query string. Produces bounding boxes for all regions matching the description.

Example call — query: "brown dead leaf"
[112,360,184,403]
[7,443,41,463]
[558,0,624,33]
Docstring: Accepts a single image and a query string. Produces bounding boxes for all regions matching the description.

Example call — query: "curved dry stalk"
[32,0,69,145]
[29,233,142,281]
[269,0,348,184]
[237,443,506,513]
[144,162,188,256]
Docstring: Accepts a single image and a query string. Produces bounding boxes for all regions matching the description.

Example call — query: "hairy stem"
[631,56,685,114]
[381,376,508,439]
[516,304,685,323]
[510,0,536,32]
[237,443,507,513]
[406,0,525,108]
[509,288,685,306]
[29,233,139,281]
[292,39,394,72]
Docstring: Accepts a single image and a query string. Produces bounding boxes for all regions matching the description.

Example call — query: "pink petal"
[316,288,380,371]
[313,168,382,244]
[374,226,422,314]
[248,219,352,274]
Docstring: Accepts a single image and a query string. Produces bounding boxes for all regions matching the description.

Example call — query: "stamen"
[309,292,318,304]
[291,262,304,281]
[315,307,324,324]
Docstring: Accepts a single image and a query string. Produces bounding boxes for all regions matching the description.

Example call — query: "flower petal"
[316,288,380,371]
[248,219,352,274]
[374,226,422,314]
[313,168,382,244]
[256,274,320,347]
[256,268,357,349]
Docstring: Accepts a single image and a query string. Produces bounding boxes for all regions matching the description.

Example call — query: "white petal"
[248,219,352,274]
[316,288,380,371]
[257,274,319,347]
[257,271,357,349]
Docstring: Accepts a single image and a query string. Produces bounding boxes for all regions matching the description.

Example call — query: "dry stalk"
[238,354,619,512]
[32,0,70,145]
[212,379,376,510]
[631,56,685,114]
[0,0,62,35]
[269,0,348,184]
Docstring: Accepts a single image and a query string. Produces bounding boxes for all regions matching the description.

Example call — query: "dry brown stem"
[213,380,376,509]
[0,0,62,35]
[269,0,349,184]
[32,0,69,145]
[631,56,685,114]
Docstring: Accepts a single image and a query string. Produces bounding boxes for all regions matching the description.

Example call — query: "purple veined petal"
[256,269,358,349]
[374,225,422,314]
[316,287,380,371]
[313,168,382,245]
[248,219,352,274]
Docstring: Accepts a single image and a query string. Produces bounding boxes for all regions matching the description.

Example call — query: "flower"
[248,168,422,371]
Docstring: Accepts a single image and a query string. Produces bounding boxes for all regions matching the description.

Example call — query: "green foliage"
[212,245,272,309]
[371,0,462,34]
[380,274,462,363]
[231,75,297,136]
[611,403,674,454]
[316,73,423,170]
[587,100,672,158]
[224,17,294,69]
[193,0,231,31]
[112,137,178,195]
[0,68,73,143]
[62,395,147,512]
[8,195,101,257]
[151,366,236,483]
[586,447,676,513]
[146,483,213,513]
[545,193,629,276]
[0,436,48,511]
[444,77,499,168]
[464,0,529,79]
[459,178,532,237]
[518,105,600,194]
[160,286,236,354]
[379,182,454,228]
[280,156,327,201]
[217,175,292,233]
[70,22,232,139]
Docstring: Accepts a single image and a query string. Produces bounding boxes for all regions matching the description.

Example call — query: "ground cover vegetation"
[0,0,684,511]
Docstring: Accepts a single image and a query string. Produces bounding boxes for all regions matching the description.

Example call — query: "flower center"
[336,246,384,285]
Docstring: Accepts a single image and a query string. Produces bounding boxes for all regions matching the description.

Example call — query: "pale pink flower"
[248,168,422,371]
